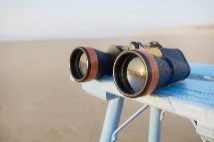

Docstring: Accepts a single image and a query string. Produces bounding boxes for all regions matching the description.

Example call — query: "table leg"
[100,95,124,142]
[148,106,162,142]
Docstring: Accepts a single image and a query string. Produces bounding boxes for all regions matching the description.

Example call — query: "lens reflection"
[126,57,147,93]
[79,54,88,76]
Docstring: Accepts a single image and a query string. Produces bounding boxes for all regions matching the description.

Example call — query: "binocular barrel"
[113,48,190,98]
[70,46,127,82]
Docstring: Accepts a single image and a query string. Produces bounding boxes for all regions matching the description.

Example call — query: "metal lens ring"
[70,47,89,82]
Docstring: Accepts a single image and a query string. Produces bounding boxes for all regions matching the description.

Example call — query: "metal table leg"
[100,95,124,142]
[148,106,162,142]
[111,105,149,142]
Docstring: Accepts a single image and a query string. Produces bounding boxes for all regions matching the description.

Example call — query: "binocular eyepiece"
[70,41,190,98]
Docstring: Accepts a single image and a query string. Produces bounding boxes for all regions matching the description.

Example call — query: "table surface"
[81,63,214,139]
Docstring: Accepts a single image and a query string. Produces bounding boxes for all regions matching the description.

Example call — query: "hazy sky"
[0,0,214,40]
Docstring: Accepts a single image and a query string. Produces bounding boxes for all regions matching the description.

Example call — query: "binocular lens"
[127,57,147,93]
[113,51,154,97]
[70,47,92,82]
[79,54,88,76]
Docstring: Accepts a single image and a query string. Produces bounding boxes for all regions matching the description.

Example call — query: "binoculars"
[70,41,190,98]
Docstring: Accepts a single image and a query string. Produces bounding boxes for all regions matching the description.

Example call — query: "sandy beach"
[0,26,214,142]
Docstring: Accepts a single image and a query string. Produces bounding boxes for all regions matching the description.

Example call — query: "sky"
[0,0,214,41]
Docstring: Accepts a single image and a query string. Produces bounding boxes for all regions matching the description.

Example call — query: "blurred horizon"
[0,24,214,42]
[0,0,214,41]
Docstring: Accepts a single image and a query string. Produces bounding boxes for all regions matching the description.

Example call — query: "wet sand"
[0,26,214,142]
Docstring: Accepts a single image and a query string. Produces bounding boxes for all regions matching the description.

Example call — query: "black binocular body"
[70,42,190,98]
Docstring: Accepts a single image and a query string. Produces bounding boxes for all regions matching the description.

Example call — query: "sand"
[0,26,214,142]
